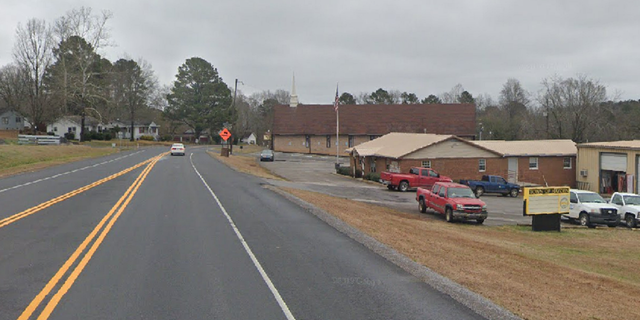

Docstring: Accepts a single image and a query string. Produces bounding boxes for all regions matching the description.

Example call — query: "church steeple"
[289,73,299,107]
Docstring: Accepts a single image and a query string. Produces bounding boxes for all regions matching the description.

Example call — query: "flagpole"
[336,106,339,166]
[335,84,340,167]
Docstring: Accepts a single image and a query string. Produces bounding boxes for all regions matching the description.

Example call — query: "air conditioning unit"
[580,169,588,177]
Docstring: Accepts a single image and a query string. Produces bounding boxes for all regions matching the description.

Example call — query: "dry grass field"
[211,150,640,320]
[0,144,117,178]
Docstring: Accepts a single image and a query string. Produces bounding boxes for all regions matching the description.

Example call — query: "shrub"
[364,172,381,182]
[81,133,92,141]
[103,132,112,141]
[64,132,76,140]
[139,135,155,141]
[47,132,55,136]
[336,166,351,176]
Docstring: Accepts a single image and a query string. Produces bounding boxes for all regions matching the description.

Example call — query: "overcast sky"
[1,0,639,104]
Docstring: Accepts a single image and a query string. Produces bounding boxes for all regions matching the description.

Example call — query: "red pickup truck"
[380,167,452,192]
[416,182,488,224]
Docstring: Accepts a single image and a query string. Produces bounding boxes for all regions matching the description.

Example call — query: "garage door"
[601,153,627,171]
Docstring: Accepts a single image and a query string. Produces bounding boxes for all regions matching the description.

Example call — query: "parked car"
[459,175,520,197]
[416,182,488,224]
[608,192,640,228]
[170,143,185,156]
[380,167,452,192]
[260,149,274,162]
[566,189,619,228]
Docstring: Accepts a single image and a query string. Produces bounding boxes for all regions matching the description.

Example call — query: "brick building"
[348,133,576,187]
[272,103,476,155]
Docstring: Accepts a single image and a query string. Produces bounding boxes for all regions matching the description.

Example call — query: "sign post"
[219,128,231,157]
[523,186,570,231]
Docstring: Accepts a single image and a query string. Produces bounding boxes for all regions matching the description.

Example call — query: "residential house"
[348,133,576,187]
[272,103,476,155]
[0,109,25,130]
[108,121,160,141]
[172,129,209,143]
[47,116,103,140]
[241,133,257,144]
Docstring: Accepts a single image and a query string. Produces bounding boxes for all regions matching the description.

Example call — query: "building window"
[479,159,486,172]
[563,157,572,169]
[326,135,331,148]
[348,135,355,148]
[15,117,21,123]
[529,157,538,170]
[53,127,57,132]
[369,135,379,140]
[421,160,431,168]
[1,117,8,125]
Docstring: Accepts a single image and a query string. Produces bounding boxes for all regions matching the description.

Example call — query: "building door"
[508,158,518,183]
[600,152,627,193]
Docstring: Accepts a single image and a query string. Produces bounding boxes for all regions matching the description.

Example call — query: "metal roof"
[350,133,454,158]
[350,133,577,158]
[471,139,576,157]
[577,140,640,150]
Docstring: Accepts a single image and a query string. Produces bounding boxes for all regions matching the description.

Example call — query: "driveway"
[257,152,534,226]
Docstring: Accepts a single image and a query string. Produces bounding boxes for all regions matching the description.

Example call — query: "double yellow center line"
[0,157,154,229]
[16,153,165,320]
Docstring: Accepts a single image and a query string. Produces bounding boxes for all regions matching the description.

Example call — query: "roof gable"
[351,133,455,158]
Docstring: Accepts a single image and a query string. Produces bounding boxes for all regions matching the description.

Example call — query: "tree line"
[332,77,639,143]
[0,7,237,143]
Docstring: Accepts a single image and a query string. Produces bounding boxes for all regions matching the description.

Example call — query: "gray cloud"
[1,0,639,104]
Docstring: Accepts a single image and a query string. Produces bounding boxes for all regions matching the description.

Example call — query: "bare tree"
[50,7,112,117]
[12,18,55,131]
[440,84,465,103]
[539,75,608,143]
[0,64,29,113]
[53,7,112,51]
[499,78,530,140]
[47,35,106,140]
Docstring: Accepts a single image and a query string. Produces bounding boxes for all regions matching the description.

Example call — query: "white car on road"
[567,189,619,228]
[608,192,640,228]
[170,143,185,156]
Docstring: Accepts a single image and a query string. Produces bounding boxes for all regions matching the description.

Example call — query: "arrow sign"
[219,128,231,141]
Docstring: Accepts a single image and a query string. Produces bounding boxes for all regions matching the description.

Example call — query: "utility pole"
[228,79,239,153]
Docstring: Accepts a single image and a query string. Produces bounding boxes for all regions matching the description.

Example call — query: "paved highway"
[0,147,493,320]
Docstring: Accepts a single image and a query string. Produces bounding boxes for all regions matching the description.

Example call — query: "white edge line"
[0,150,145,194]
[189,153,296,320]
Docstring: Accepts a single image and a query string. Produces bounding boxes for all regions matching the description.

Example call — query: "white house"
[47,116,104,140]
[108,121,160,141]
[241,133,257,144]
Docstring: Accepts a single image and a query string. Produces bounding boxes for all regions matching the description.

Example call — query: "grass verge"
[0,144,118,178]
[212,152,640,320]
[207,149,285,180]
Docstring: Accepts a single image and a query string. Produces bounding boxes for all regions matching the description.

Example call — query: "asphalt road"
[260,152,533,226]
[0,147,490,320]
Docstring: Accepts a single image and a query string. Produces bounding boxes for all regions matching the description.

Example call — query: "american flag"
[334,85,339,112]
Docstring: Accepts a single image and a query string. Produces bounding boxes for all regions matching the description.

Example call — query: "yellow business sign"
[523,187,570,215]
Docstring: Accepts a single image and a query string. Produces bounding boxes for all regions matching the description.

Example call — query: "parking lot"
[259,151,535,226]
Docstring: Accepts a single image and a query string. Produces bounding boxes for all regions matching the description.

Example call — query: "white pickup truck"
[568,189,619,228]
[608,192,640,228]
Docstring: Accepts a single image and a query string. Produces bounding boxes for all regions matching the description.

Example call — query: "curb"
[266,185,521,320]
